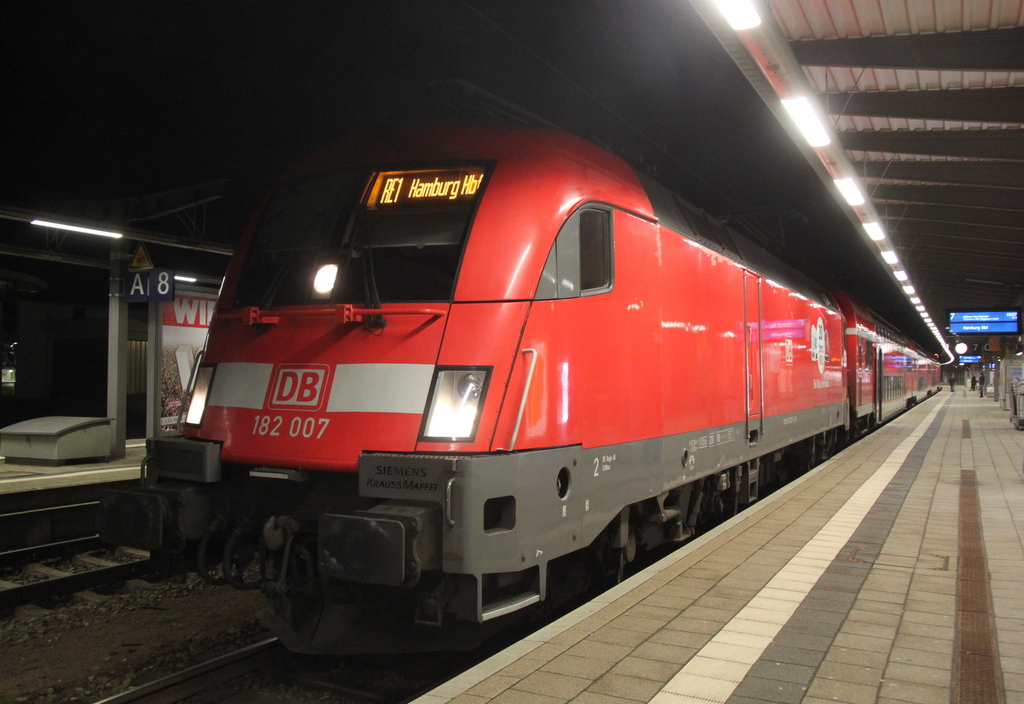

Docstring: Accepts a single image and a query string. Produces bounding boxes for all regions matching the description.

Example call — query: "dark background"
[0,1,936,428]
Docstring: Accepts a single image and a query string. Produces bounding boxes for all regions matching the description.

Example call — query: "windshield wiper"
[361,246,387,330]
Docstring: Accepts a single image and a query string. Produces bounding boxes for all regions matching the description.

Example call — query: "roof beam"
[0,204,234,254]
[909,258,1022,276]
[877,203,1024,230]
[790,27,1024,71]
[891,220,1021,239]
[898,241,1024,263]
[37,179,231,223]
[897,241,1024,265]
[854,161,1024,189]
[827,87,1024,123]
[0,243,109,269]
[868,184,1024,211]
[840,129,1024,160]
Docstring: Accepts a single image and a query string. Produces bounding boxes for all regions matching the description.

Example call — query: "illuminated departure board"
[367,168,486,208]
[948,309,1021,335]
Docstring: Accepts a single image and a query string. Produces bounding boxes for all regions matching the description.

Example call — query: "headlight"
[420,368,491,442]
[184,365,215,425]
[313,264,338,296]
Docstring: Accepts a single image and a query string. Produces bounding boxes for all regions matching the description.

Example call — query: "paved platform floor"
[0,440,144,494]
[416,391,1024,704]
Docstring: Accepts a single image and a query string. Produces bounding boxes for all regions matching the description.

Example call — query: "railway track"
[92,638,283,704]
[0,545,156,612]
[0,480,135,554]
[89,637,469,704]
[0,480,158,612]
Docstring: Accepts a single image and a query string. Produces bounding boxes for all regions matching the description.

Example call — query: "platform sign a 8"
[124,269,175,302]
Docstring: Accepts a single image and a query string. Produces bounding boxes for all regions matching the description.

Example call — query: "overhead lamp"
[881,250,899,264]
[894,270,909,281]
[916,305,926,312]
[863,222,885,241]
[712,0,761,29]
[780,97,831,147]
[174,275,197,283]
[31,219,123,239]
[902,285,916,295]
[910,297,921,304]
[834,178,866,206]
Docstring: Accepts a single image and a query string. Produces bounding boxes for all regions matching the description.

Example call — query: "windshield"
[232,165,488,309]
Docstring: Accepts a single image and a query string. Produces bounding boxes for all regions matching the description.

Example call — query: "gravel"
[0,573,269,703]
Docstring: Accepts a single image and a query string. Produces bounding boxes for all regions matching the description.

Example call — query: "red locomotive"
[99,124,939,652]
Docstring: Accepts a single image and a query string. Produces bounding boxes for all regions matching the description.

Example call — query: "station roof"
[1,1,1021,356]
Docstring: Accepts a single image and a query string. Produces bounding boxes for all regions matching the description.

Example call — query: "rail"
[0,552,155,611]
[0,480,134,555]
[92,638,283,704]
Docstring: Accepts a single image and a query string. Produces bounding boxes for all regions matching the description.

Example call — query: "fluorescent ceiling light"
[902,285,916,294]
[910,297,921,304]
[174,275,197,283]
[713,0,761,29]
[894,270,909,281]
[881,250,899,264]
[31,219,122,239]
[863,222,885,241]
[916,305,926,311]
[834,178,865,206]
[780,97,831,147]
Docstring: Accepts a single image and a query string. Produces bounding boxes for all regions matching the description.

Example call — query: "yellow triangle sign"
[129,243,154,271]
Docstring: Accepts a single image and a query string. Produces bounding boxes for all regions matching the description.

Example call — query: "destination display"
[948,309,1021,335]
[958,355,982,364]
[366,167,486,208]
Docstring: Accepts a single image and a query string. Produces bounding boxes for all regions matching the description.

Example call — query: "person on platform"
[971,375,977,391]
[979,372,985,398]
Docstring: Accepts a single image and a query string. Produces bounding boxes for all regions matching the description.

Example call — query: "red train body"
[99,125,939,652]
[834,291,940,434]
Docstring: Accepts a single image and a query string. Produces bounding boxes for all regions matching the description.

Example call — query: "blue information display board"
[958,355,982,364]
[948,309,1021,335]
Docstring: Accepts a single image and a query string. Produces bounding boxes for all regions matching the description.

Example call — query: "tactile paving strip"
[956,469,1004,704]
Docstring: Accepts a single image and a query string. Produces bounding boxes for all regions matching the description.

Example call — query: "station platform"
[0,440,145,494]
[416,391,1024,704]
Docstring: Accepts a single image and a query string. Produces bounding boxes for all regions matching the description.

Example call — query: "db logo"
[267,365,330,410]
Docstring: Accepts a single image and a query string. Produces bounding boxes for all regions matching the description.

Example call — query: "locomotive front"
[98,128,646,652]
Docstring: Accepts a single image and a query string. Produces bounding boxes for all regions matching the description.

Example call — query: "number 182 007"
[252,415,330,439]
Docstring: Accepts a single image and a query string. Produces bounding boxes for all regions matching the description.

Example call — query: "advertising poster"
[160,291,218,431]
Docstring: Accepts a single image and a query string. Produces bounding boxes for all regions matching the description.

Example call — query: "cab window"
[536,207,613,300]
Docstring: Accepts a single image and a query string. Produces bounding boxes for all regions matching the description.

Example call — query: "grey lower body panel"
[358,401,848,610]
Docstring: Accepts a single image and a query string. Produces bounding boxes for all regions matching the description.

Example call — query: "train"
[98,124,940,653]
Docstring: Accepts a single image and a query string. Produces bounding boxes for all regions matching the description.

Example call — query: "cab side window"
[536,207,613,300]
